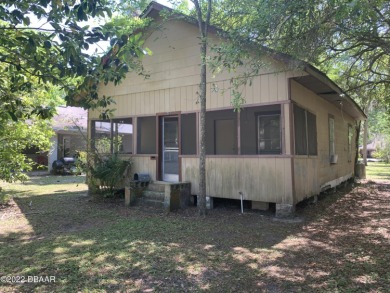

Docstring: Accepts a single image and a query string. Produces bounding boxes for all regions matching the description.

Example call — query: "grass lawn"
[366,161,390,181]
[1,175,390,292]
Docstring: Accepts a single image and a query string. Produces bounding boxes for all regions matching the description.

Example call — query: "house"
[46,106,87,172]
[25,106,88,171]
[89,2,366,216]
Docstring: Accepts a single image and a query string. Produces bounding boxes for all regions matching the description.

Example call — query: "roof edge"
[304,65,367,120]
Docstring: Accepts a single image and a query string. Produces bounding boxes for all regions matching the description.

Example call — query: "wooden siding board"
[260,75,270,103]
[291,80,355,195]
[180,157,292,202]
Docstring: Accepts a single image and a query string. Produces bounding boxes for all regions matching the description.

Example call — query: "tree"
[207,0,389,112]
[0,0,148,181]
[0,85,61,182]
[191,0,212,216]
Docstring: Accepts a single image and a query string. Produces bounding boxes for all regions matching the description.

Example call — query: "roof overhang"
[293,65,366,120]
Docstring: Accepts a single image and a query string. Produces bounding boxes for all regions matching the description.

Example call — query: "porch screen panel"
[307,111,317,155]
[92,120,112,154]
[240,104,281,155]
[294,105,307,155]
[181,113,197,155]
[113,118,133,154]
[137,116,156,154]
[257,114,281,154]
[206,110,237,155]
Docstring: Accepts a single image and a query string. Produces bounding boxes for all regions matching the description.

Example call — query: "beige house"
[89,2,365,215]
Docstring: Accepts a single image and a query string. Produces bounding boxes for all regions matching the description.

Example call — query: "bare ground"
[0,178,389,292]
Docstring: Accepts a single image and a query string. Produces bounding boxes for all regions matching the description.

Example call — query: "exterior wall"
[91,18,360,205]
[182,157,293,204]
[290,80,356,203]
[48,135,58,172]
[91,20,301,119]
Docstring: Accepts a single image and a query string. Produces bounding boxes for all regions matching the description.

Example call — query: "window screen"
[181,113,197,155]
[257,114,281,154]
[240,105,281,155]
[206,110,237,155]
[92,119,133,154]
[294,104,317,156]
[307,112,317,156]
[294,105,307,155]
[137,116,156,154]
[92,120,112,154]
[113,118,133,154]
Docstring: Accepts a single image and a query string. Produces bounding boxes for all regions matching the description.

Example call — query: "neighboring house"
[360,135,385,159]
[89,2,366,215]
[47,106,88,171]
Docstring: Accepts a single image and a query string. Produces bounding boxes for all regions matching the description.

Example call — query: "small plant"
[91,154,132,197]
[75,151,88,174]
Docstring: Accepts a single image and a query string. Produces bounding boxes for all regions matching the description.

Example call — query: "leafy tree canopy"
[0,0,150,120]
[0,0,152,181]
[211,0,389,108]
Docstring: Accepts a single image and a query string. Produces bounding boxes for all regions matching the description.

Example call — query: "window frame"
[91,118,134,155]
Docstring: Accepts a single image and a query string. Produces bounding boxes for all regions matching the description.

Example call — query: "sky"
[28,0,182,55]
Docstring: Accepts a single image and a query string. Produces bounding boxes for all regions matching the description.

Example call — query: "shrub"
[91,155,132,197]
[373,135,390,163]
[75,151,88,174]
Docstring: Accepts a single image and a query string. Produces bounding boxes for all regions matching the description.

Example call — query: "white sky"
[28,0,183,55]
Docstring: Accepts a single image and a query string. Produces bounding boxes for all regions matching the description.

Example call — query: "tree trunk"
[192,0,211,216]
[198,40,207,216]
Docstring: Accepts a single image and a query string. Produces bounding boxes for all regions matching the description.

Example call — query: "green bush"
[75,151,88,174]
[374,145,390,163]
[91,155,132,197]
[373,135,390,163]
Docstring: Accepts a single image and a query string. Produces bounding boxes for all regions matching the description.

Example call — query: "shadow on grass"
[1,181,389,292]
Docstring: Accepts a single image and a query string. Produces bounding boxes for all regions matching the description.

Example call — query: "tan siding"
[130,156,157,180]
[291,80,355,201]
[181,157,293,203]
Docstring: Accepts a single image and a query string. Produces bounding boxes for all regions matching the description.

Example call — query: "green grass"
[1,175,389,292]
[366,161,390,181]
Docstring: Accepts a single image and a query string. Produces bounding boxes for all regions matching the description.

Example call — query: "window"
[348,124,353,162]
[257,114,281,154]
[92,118,133,154]
[329,116,335,157]
[240,105,281,155]
[294,104,317,156]
[181,113,197,155]
[137,116,156,154]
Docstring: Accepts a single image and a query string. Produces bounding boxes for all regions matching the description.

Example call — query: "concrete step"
[139,198,165,209]
[147,183,166,192]
[143,190,165,202]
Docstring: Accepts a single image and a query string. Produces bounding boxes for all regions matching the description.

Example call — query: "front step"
[146,183,166,193]
[125,181,191,211]
[138,187,165,209]
[143,190,165,201]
